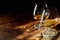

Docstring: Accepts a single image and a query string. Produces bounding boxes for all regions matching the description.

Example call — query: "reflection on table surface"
[0,16,60,40]
[16,18,60,40]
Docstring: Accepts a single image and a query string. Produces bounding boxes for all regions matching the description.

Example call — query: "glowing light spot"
[26,29,30,32]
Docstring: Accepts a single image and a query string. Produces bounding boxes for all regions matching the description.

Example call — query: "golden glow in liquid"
[34,14,41,20]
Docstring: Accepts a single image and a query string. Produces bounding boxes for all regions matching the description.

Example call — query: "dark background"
[0,0,60,16]
[0,0,60,13]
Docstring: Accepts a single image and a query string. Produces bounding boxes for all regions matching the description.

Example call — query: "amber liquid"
[34,14,49,20]
[33,14,41,20]
[43,15,49,20]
